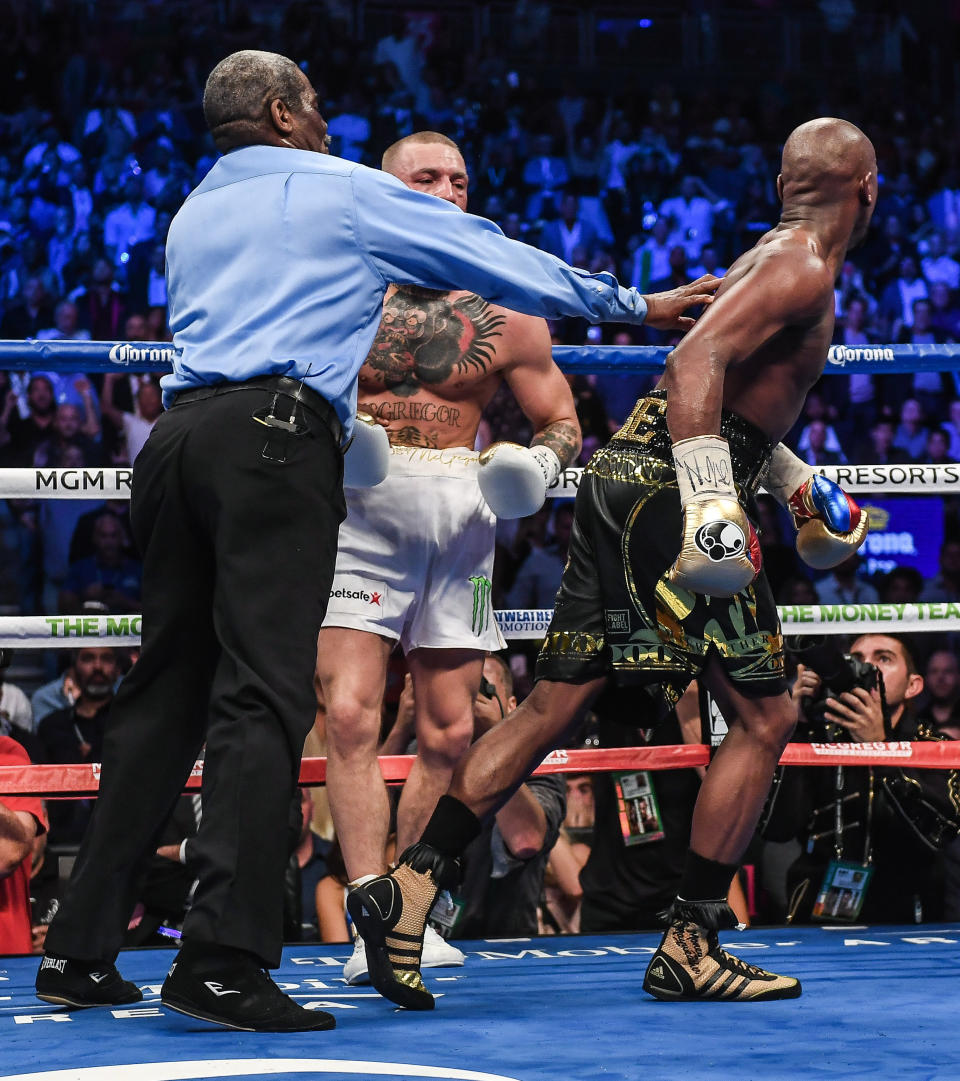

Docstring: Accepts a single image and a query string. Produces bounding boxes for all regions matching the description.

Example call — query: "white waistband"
[386,444,479,477]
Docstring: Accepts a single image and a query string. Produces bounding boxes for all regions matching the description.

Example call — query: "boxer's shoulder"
[727,230,835,303]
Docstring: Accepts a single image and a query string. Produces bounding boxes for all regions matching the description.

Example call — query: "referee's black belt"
[170,375,342,445]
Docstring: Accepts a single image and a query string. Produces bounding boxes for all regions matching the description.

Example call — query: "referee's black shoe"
[160,944,335,1032]
[35,955,143,1008]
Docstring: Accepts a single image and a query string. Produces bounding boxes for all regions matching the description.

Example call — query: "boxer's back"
[720,231,836,439]
[659,226,837,444]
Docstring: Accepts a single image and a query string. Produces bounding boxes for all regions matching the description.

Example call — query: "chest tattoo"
[366,287,505,398]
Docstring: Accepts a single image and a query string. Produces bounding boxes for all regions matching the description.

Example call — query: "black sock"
[419,795,482,858]
[177,940,259,972]
[678,848,738,902]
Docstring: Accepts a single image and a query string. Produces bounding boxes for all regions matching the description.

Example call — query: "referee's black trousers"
[45,387,345,968]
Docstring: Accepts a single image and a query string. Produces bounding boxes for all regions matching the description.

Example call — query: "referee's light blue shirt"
[163,145,649,437]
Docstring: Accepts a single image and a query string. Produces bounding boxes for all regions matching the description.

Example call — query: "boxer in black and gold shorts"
[538,391,786,713]
[350,119,879,1008]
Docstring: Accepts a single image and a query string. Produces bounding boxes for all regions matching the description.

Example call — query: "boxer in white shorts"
[326,445,504,654]
[315,132,582,980]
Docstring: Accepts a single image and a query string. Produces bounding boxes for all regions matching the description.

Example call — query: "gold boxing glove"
[763,443,868,570]
[668,435,762,597]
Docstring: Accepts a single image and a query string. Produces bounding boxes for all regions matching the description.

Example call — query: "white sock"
[348,873,378,888]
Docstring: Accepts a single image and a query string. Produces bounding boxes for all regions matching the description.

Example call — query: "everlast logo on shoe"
[40,957,67,973]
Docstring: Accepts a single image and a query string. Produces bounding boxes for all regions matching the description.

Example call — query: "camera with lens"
[759,636,887,841]
[785,635,886,737]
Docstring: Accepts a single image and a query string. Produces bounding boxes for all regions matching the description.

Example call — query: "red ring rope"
[1,740,956,798]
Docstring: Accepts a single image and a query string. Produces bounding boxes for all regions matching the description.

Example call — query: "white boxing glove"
[342,412,390,488]
[477,442,562,519]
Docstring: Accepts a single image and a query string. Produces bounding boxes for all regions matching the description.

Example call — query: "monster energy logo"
[469,575,492,635]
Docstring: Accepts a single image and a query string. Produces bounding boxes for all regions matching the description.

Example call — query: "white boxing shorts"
[323,445,505,653]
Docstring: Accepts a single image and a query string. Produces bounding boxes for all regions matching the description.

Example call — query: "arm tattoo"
[533,421,581,467]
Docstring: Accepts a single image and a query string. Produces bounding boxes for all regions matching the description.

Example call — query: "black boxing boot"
[161,941,335,1032]
[347,841,461,1011]
[642,900,802,1002]
[36,955,142,1009]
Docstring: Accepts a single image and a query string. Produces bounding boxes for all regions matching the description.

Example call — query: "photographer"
[579,682,749,932]
[427,654,566,940]
[770,634,960,923]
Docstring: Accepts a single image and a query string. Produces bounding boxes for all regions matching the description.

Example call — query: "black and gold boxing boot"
[642,900,801,1002]
[346,842,460,1011]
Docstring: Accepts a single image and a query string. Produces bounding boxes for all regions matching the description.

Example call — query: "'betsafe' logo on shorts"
[328,578,388,611]
[329,586,381,606]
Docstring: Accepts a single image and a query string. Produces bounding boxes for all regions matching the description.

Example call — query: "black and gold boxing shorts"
[536,392,787,716]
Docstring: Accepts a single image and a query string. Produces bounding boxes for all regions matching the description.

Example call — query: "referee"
[35,50,716,1032]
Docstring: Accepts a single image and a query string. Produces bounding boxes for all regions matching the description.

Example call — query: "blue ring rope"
[0,339,957,375]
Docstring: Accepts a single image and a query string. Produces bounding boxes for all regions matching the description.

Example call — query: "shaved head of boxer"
[777,117,877,247]
[381,132,469,211]
[203,49,329,155]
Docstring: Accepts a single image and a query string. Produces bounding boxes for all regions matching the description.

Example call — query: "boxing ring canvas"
[4,342,960,1077]
[3,926,959,1081]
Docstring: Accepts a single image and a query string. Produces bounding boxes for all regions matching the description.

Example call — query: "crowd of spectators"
[2,1,960,951]
[0,3,956,618]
